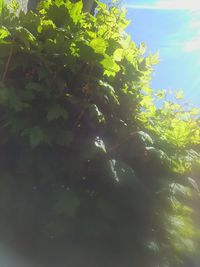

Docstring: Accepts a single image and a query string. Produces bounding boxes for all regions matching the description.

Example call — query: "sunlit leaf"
[138,42,146,55]
[188,177,199,193]
[0,0,4,14]
[89,37,107,54]
[156,89,167,100]
[101,56,120,76]
[69,0,83,24]
[113,48,124,61]
[174,90,184,100]
[0,27,10,40]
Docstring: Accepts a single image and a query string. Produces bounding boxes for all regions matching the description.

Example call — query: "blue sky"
[121,0,200,106]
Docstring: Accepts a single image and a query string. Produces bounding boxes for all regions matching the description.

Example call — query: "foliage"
[0,0,199,266]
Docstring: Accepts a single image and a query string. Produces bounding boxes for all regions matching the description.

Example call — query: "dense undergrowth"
[0,0,199,266]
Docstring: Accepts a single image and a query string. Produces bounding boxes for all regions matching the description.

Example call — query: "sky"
[122,0,200,106]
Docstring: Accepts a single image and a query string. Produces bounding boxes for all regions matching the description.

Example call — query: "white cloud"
[190,19,200,30]
[155,0,200,11]
[182,9,200,53]
[183,36,200,52]
[125,0,200,11]
[124,4,163,10]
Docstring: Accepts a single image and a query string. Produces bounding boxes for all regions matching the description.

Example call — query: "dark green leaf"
[21,126,45,147]
[56,130,73,146]
[53,191,80,217]
[47,104,68,121]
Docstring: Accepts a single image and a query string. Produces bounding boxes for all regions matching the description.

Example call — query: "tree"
[27,0,96,12]
[0,0,199,266]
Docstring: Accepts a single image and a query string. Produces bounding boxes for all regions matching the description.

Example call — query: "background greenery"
[0,0,199,266]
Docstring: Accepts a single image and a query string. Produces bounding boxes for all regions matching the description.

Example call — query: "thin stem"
[2,45,13,82]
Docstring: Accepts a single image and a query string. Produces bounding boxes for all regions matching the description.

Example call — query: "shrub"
[0,0,199,266]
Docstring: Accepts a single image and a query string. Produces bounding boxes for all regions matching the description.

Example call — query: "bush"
[0,0,199,266]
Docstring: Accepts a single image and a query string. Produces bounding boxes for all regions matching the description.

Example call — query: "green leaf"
[138,131,154,145]
[6,88,26,112]
[77,42,103,62]
[138,58,148,71]
[146,147,169,161]
[169,121,190,146]
[146,52,159,65]
[0,83,8,103]
[30,127,45,147]
[7,0,19,12]
[170,183,192,198]
[99,80,119,104]
[21,127,45,147]
[89,104,105,123]
[101,56,120,76]
[94,136,107,153]
[20,11,41,35]
[0,27,10,41]
[47,4,73,28]
[11,26,36,49]
[89,37,107,54]
[141,95,153,108]
[188,177,199,193]
[190,108,200,116]
[174,89,184,100]
[37,19,56,36]
[53,191,80,217]
[96,1,107,11]
[22,89,36,101]
[156,89,167,100]
[138,42,146,55]
[56,130,73,146]
[96,198,116,220]
[0,0,4,14]
[69,0,83,24]
[113,48,124,62]
[110,160,139,186]
[26,82,44,92]
[47,104,68,121]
